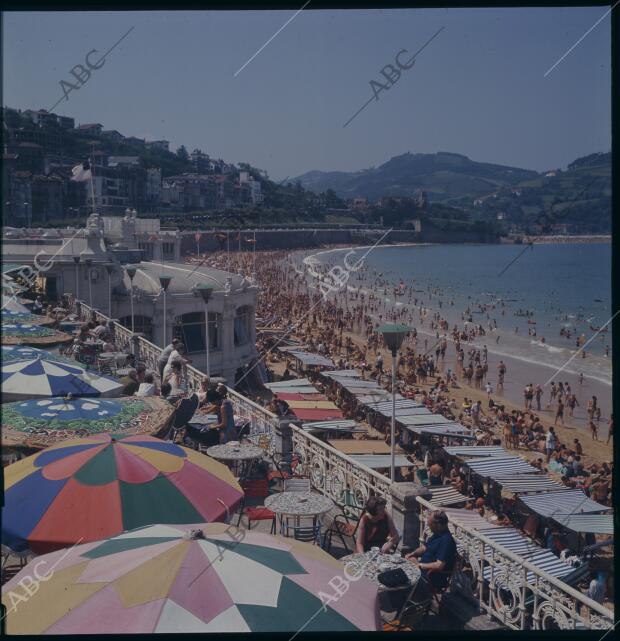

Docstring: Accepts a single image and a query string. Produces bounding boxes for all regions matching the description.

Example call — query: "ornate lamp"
[377,323,411,481]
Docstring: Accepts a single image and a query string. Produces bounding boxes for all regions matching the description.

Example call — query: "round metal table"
[206,442,265,479]
[264,491,334,541]
[341,551,421,588]
[206,443,264,461]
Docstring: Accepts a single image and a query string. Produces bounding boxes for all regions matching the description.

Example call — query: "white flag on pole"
[71,161,92,182]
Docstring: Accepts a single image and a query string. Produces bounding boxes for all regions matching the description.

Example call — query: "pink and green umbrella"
[2,436,243,554]
[2,524,380,633]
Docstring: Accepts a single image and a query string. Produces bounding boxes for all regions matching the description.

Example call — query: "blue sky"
[3,7,611,180]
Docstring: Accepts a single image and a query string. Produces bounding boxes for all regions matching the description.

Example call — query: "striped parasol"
[1,345,85,367]
[2,523,380,633]
[2,436,244,554]
[1,357,123,402]
[2,396,175,451]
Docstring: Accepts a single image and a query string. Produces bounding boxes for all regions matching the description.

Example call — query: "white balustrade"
[72,299,613,632]
[291,424,392,512]
[416,495,613,631]
[74,300,278,447]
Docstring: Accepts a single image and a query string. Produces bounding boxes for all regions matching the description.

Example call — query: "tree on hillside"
[176,145,189,161]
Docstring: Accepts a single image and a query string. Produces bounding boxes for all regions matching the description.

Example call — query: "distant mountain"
[481,151,612,234]
[293,152,540,202]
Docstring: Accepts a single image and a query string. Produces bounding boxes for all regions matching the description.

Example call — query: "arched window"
[174,311,220,354]
[118,315,153,340]
[234,305,253,347]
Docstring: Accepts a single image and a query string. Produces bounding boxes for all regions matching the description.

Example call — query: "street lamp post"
[377,323,411,482]
[105,264,114,317]
[159,274,173,349]
[72,256,80,301]
[126,266,137,334]
[194,282,215,378]
[84,258,93,308]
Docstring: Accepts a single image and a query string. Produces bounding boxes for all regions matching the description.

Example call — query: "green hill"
[294,152,539,202]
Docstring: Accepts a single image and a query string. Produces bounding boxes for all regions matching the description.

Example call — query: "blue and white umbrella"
[1,345,84,368]
[1,357,123,402]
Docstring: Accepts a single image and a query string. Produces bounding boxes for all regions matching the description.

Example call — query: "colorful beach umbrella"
[1,523,380,634]
[1,357,123,402]
[2,396,175,451]
[2,436,244,554]
[1,310,55,325]
[1,323,72,346]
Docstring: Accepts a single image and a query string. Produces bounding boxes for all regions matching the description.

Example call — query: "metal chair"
[280,519,322,545]
[236,479,276,533]
[167,394,199,442]
[322,506,363,554]
[283,478,311,492]
[382,593,432,632]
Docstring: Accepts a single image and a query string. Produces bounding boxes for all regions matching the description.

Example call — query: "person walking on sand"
[534,384,543,411]
[554,400,564,425]
[547,382,557,408]
[567,393,579,418]
[485,381,493,399]
[545,427,557,463]
[524,383,534,410]
[589,420,599,441]
[606,414,613,445]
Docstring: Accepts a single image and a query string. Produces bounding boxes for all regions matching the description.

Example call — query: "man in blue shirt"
[406,510,457,599]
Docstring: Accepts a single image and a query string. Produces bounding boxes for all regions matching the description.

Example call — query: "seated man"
[406,510,457,599]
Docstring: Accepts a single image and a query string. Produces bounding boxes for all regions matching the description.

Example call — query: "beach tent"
[285,400,339,410]
[323,370,361,378]
[426,486,470,507]
[1,357,122,402]
[2,396,175,450]
[288,351,335,368]
[274,392,324,401]
[301,420,366,435]
[264,379,313,388]
[550,513,614,535]
[349,454,414,470]
[444,446,509,458]
[403,423,473,437]
[491,474,564,494]
[2,435,243,554]
[356,393,398,404]
[289,408,344,421]
[439,509,583,584]
[518,489,609,518]
[463,456,539,476]
[396,414,459,426]
[1,524,381,634]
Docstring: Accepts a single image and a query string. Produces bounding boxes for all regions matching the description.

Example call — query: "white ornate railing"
[291,425,392,512]
[416,496,614,631]
[73,300,278,447]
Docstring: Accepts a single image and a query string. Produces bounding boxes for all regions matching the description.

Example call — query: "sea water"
[308,243,612,388]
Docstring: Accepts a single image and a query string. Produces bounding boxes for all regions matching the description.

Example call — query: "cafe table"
[206,441,264,479]
[341,551,421,588]
[264,491,334,541]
